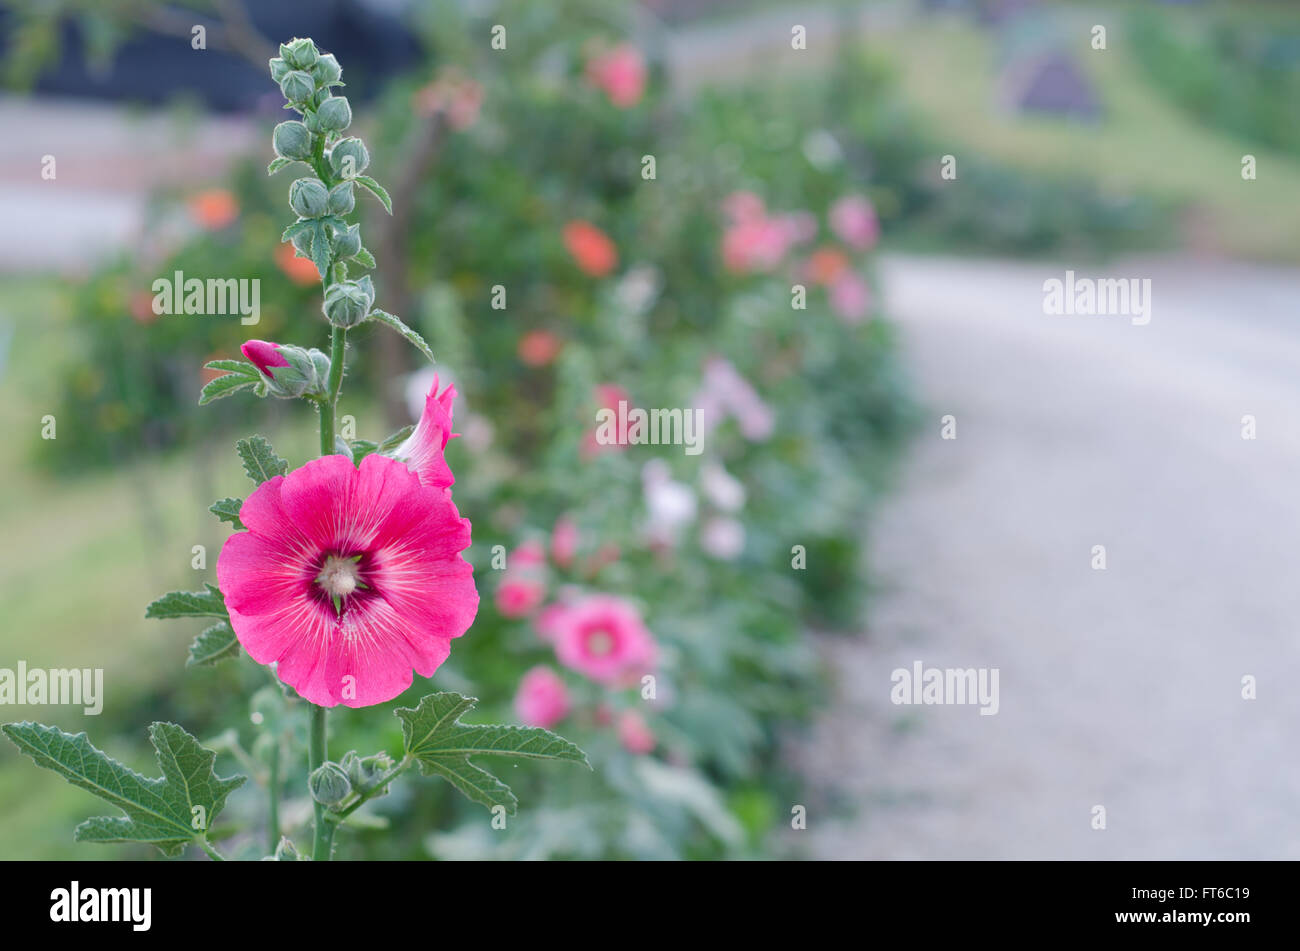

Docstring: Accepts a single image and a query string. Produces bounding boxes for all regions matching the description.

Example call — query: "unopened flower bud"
[348,751,395,791]
[316,95,352,132]
[279,70,315,105]
[332,222,362,259]
[322,279,373,328]
[289,177,329,218]
[272,120,313,160]
[281,38,319,70]
[269,57,289,83]
[241,339,327,399]
[312,53,342,86]
[272,837,300,861]
[309,762,351,806]
[327,181,355,216]
[328,138,370,180]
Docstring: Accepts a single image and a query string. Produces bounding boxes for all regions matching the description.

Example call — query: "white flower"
[700,517,745,560]
[700,460,746,512]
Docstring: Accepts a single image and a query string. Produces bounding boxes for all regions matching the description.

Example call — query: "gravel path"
[795,253,1300,859]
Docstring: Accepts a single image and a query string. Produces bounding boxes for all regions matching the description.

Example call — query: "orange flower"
[563,221,618,277]
[804,246,849,286]
[189,189,239,230]
[518,330,562,366]
[275,241,321,285]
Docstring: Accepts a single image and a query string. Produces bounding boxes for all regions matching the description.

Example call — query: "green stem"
[197,836,226,862]
[326,757,413,824]
[309,703,334,860]
[266,739,281,854]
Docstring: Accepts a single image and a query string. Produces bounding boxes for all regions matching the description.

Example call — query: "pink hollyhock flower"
[512,539,546,568]
[391,374,459,489]
[617,711,656,754]
[721,216,791,274]
[586,43,646,108]
[216,453,478,708]
[514,666,571,728]
[552,595,656,684]
[551,515,578,568]
[829,194,879,250]
[582,383,631,457]
[496,577,545,618]
[830,271,871,324]
[241,339,289,379]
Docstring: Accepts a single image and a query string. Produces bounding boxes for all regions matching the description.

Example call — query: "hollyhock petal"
[241,340,289,378]
[392,374,458,489]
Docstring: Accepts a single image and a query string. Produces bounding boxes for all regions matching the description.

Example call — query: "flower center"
[316,554,365,615]
[586,629,614,656]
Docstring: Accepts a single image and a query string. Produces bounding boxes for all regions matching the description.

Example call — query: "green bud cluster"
[268,38,388,318]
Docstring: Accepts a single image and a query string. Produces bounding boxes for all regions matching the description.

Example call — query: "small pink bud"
[241,339,290,379]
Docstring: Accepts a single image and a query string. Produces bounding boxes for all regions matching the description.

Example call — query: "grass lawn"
[868,10,1300,262]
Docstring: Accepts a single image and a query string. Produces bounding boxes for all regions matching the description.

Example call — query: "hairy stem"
[309,704,334,860]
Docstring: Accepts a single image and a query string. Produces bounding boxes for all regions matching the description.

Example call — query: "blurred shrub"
[1131,6,1300,158]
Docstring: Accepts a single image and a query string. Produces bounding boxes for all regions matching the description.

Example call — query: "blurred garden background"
[2,0,1299,859]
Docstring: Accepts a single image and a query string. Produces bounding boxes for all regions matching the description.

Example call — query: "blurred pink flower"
[551,595,656,684]
[722,216,791,274]
[617,711,656,754]
[583,383,631,457]
[551,516,579,568]
[514,666,571,728]
[829,194,879,250]
[512,540,546,568]
[496,577,546,618]
[830,271,871,324]
[586,43,646,108]
[694,357,774,441]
